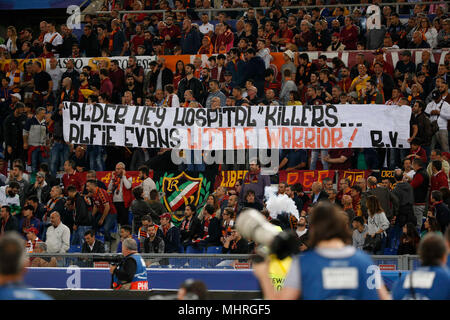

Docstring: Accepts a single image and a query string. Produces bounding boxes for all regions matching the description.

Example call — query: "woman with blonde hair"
[6,26,18,57]
[414,15,438,48]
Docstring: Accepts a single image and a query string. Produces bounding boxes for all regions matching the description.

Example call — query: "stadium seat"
[128,211,133,226]
[185,245,204,254]
[68,245,82,253]
[206,246,223,254]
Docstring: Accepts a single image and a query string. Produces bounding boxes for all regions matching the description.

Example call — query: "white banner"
[46,56,157,73]
[63,102,412,150]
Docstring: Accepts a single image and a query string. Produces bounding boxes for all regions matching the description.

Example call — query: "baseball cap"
[36,171,46,178]
[332,32,340,38]
[11,93,21,100]
[284,49,294,61]
[224,70,232,76]
[26,227,39,235]
[160,212,172,220]
[431,90,441,100]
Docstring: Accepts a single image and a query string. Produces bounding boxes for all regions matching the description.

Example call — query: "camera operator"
[110,238,148,291]
[252,202,391,300]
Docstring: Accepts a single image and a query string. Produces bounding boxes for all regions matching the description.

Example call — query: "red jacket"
[62,171,83,195]
[431,170,449,192]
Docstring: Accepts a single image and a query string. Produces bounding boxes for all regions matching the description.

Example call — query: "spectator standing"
[67,185,91,245]
[352,216,368,250]
[242,48,265,97]
[410,159,430,229]
[239,159,271,206]
[86,180,117,249]
[5,164,29,207]
[339,16,358,50]
[397,222,420,255]
[365,176,399,221]
[366,195,390,254]
[195,204,221,250]
[130,186,152,234]
[3,103,25,165]
[110,19,129,56]
[180,18,201,54]
[177,64,205,105]
[45,211,70,253]
[430,160,449,194]
[430,191,450,233]
[392,170,416,228]
[108,162,133,227]
[23,106,48,173]
[137,165,155,201]
[62,160,83,194]
[205,80,226,109]
[180,204,201,249]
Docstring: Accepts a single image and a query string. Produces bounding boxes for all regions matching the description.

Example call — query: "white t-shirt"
[199,23,214,35]
[43,32,63,46]
[257,48,272,69]
[47,67,63,91]
[0,186,20,207]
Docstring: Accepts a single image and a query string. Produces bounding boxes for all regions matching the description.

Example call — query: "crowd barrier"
[24,266,408,291]
[27,253,421,270]
[0,49,448,79]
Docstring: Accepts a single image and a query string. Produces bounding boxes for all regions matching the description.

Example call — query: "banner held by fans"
[63,102,411,150]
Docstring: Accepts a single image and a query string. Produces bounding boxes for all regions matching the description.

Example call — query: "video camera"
[93,254,123,265]
[236,208,300,260]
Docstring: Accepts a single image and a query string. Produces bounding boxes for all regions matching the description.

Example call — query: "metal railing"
[97,2,446,20]
[28,252,420,270]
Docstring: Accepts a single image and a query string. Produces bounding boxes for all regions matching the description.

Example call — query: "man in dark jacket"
[79,24,99,57]
[196,204,221,249]
[177,64,206,104]
[430,190,450,233]
[180,19,201,54]
[365,176,399,220]
[82,229,105,253]
[392,170,416,227]
[26,172,50,205]
[67,185,91,245]
[130,186,152,234]
[410,158,430,229]
[180,204,201,248]
[0,205,19,234]
[310,181,329,205]
[242,48,266,97]
[145,57,173,94]
[3,102,26,164]
[160,212,181,253]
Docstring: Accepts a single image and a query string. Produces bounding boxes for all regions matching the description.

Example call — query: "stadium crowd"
[0,0,449,263]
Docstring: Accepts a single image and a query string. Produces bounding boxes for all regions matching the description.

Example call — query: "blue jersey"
[392,266,450,300]
[284,246,381,300]
[0,283,52,300]
[447,254,450,269]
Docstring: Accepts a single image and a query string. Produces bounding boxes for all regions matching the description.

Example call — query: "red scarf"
[111,174,122,195]
[244,169,261,184]
[109,28,118,51]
